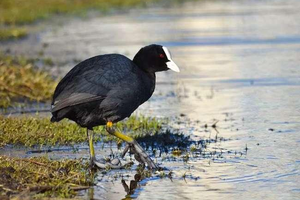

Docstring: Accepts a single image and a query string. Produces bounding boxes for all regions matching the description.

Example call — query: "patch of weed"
[0,155,93,198]
[0,53,58,108]
[0,27,27,40]
[0,115,163,147]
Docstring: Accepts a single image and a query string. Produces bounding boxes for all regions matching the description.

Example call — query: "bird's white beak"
[166,60,180,72]
[162,46,180,73]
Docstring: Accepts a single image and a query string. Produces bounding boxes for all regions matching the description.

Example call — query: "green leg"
[87,129,95,163]
[106,122,157,170]
[87,128,130,169]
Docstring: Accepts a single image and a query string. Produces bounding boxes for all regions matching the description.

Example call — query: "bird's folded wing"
[51,93,104,112]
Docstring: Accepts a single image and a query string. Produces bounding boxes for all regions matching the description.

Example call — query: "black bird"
[51,44,180,169]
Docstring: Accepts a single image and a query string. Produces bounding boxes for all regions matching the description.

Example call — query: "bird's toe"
[93,158,132,169]
[121,142,157,170]
[130,142,157,170]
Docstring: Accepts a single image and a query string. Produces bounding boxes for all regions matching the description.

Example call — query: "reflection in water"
[121,174,141,200]
[1,0,300,199]
[85,172,143,200]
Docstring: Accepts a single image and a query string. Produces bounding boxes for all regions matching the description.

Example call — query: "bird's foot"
[91,158,133,169]
[122,141,157,170]
[105,123,157,170]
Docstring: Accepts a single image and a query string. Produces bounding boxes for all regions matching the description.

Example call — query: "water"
[1,0,300,199]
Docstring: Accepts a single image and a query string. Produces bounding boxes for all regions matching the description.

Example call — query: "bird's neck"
[140,71,156,104]
[133,54,155,74]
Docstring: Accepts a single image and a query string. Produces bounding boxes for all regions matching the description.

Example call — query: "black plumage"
[51,44,179,129]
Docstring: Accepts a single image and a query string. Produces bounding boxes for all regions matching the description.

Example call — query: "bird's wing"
[51,54,140,112]
[51,93,105,112]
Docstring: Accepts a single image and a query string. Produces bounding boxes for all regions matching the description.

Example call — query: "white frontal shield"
[162,46,180,72]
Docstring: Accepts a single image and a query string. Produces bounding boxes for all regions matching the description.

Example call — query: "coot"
[51,44,179,169]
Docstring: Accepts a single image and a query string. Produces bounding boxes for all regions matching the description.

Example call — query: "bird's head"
[133,44,180,74]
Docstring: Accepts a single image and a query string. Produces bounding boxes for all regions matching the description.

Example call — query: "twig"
[70,186,90,191]
[14,158,54,169]
[28,185,52,193]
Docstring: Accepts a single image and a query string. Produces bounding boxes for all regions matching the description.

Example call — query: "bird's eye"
[159,54,165,58]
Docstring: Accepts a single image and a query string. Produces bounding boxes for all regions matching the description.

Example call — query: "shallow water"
[1,0,300,199]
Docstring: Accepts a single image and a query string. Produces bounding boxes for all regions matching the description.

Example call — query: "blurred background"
[0,0,300,199]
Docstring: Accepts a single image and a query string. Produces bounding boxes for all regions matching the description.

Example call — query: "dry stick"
[28,185,89,193]
[14,158,53,169]
[70,186,90,191]
[28,185,52,192]
[55,173,79,190]
[1,186,17,192]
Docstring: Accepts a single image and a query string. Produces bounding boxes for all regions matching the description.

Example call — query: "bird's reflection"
[121,173,142,200]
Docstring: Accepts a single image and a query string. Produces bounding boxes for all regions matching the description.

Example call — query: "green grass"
[0,0,160,25]
[0,155,93,198]
[0,27,27,40]
[0,115,162,147]
[0,114,164,198]
[0,53,58,109]
[0,0,160,41]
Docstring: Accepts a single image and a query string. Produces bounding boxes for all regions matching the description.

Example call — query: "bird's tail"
[50,109,68,122]
[50,115,58,122]
[50,111,60,122]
